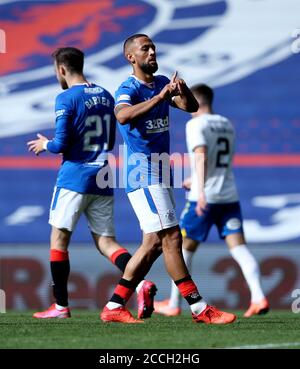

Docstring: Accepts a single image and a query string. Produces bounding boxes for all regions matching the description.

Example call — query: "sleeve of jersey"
[115,85,134,107]
[47,95,72,154]
[159,75,170,85]
[186,121,207,151]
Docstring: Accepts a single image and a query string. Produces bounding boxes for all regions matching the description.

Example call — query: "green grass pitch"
[0,310,299,349]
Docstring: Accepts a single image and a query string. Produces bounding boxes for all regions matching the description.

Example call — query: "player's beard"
[141,61,158,74]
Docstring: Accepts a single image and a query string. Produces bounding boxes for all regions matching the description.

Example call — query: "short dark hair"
[191,84,214,106]
[52,47,84,74]
[123,33,149,54]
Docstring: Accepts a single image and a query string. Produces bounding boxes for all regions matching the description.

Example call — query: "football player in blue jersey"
[100,34,236,324]
[27,47,156,319]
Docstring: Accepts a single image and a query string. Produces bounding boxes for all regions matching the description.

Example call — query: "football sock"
[55,304,67,310]
[230,244,265,303]
[175,275,207,315]
[109,249,144,294]
[50,249,70,307]
[106,278,137,310]
[106,302,123,310]
[110,248,132,272]
[190,300,207,315]
[169,249,194,309]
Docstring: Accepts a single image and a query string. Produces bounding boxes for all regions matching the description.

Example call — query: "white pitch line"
[226,342,300,349]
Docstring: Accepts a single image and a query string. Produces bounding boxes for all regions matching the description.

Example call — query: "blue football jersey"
[115,75,173,192]
[47,83,116,195]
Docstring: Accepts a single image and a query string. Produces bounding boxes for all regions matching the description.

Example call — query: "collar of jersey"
[131,75,155,89]
[73,82,93,87]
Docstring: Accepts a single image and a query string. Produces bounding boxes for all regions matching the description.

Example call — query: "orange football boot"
[33,304,71,319]
[154,299,181,316]
[193,305,236,325]
[100,306,144,324]
[244,298,269,317]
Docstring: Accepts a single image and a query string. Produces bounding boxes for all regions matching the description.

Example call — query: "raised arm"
[172,81,199,112]
[170,72,199,112]
[115,77,179,125]
[115,95,163,125]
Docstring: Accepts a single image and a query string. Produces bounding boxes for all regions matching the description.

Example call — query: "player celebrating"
[100,34,236,324]
[27,47,156,319]
[154,84,269,318]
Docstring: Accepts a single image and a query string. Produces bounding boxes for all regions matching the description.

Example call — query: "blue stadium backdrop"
[0,0,299,311]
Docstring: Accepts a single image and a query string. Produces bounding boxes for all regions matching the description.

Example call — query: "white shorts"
[49,187,115,236]
[128,184,178,234]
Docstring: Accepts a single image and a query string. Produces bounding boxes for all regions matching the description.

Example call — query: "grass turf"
[0,310,299,349]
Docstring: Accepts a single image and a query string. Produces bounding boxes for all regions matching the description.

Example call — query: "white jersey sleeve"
[185,117,207,151]
[186,114,239,204]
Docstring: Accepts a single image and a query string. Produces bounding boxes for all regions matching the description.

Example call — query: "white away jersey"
[186,114,239,203]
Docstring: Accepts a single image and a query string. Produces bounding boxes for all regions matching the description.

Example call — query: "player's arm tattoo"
[114,104,128,116]
[114,104,130,122]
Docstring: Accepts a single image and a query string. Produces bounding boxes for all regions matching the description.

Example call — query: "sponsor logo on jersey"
[146,117,169,134]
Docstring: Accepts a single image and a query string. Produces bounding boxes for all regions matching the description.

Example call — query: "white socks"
[55,304,67,310]
[106,302,122,310]
[190,300,207,315]
[169,249,194,309]
[169,244,265,312]
[230,244,265,303]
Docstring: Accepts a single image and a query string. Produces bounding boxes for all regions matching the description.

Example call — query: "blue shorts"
[179,201,244,242]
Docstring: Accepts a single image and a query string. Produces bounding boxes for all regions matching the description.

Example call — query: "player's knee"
[98,235,112,249]
[50,227,71,250]
[183,237,198,252]
[143,232,162,253]
[163,227,182,251]
[97,236,120,258]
